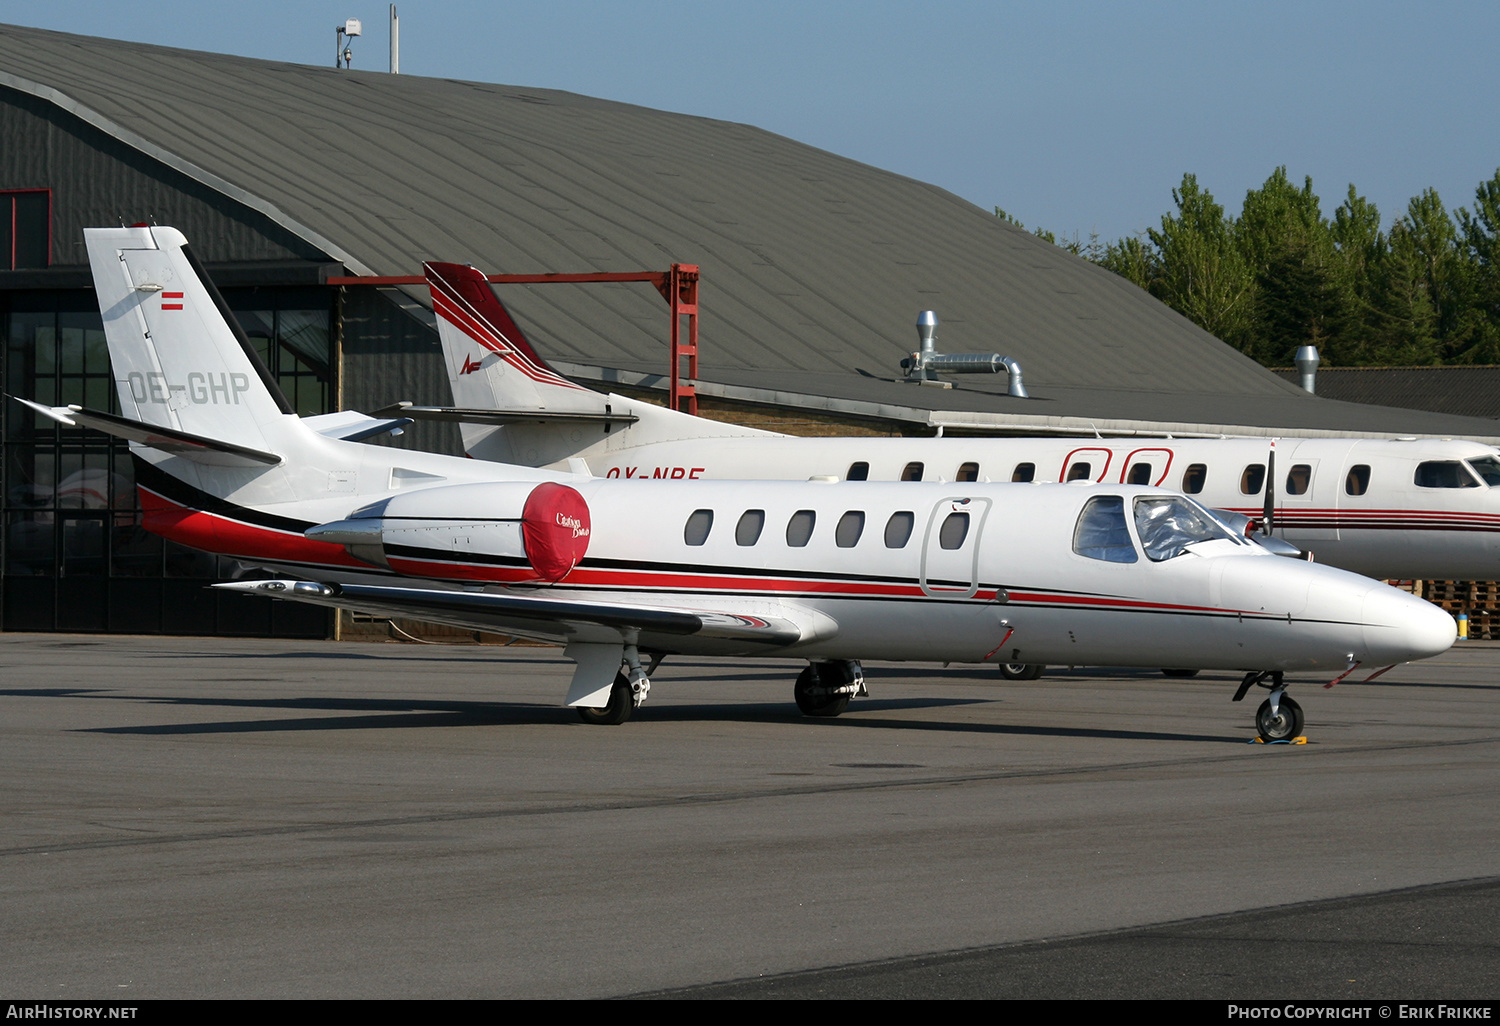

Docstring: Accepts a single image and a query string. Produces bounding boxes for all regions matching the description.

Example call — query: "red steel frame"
[328,263,701,415]
[2,188,52,270]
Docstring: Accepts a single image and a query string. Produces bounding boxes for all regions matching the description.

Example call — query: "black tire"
[998,662,1044,681]
[794,665,851,717]
[1255,695,1304,742]
[577,672,633,725]
[1161,669,1200,678]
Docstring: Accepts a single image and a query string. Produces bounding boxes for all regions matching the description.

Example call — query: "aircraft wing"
[214,579,825,650]
[11,398,282,467]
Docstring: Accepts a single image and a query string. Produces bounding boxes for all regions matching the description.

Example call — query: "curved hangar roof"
[2,23,1496,441]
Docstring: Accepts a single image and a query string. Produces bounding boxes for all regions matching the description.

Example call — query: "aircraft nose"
[1360,584,1457,665]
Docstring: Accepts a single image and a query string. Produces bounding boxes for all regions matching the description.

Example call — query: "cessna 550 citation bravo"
[419,262,1500,582]
[22,227,1455,738]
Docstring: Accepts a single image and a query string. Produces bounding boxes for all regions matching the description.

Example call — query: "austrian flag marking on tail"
[161,291,184,311]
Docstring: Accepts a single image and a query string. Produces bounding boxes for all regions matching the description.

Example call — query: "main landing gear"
[998,662,1044,680]
[794,660,866,717]
[1234,670,1305,742]
[576,645,658,726]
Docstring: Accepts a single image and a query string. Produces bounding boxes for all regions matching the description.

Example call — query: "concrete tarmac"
[2,633,1498,999]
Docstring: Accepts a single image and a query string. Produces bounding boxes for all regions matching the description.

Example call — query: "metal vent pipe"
[1295,345,1319,394]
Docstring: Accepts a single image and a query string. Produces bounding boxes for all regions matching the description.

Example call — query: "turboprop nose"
[1360,584,1457,665]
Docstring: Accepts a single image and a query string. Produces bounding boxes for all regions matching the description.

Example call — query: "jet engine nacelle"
[307,481,590,582]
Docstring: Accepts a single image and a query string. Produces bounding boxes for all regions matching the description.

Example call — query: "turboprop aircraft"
[416,263,1500,584]
[22,226,1457,740]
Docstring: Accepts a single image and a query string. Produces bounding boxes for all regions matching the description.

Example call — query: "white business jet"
[416,263,1500,585]
[18,228,1456,740]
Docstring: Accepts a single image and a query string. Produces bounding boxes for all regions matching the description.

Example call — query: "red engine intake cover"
[520,483,591,582]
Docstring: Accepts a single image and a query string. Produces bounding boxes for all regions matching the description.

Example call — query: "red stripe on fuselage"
[137,486,374,571]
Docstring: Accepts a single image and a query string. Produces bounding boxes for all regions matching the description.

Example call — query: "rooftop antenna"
[335,18,361,69]
[389,6,399,74]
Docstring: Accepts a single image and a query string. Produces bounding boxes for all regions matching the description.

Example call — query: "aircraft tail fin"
[85,226,293,453]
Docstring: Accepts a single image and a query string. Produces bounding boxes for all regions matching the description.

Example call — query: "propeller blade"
[1263,440,1277,534]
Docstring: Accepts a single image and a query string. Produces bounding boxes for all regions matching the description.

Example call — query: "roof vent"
[1295,345,1320,394]
[900,311,1028,397]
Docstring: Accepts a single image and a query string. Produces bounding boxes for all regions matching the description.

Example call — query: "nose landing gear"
[1234,670,1306,742]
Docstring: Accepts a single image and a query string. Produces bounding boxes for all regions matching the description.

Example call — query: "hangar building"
[2,23,1496,635]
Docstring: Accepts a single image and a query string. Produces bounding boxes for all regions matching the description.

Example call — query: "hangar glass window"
[735,509,765,546]
[1134,496,1236,562]
[1181,464,1207,493]
[884,511,915,548]
[1066,462,1093,482]
[846,462,869,481]
[1240,464,1265,495]
[1012,463,1035,482]
[1345,465,1371,495]
[786,510,816,547]
[938,512,970,550]
[835,511,865,548]
[1466,457,1500,485]
[956,462,980,482]
[684,509,714,545]
[1073,496,1137,563]
[1126,463,1152,485]
[1,190,50,270]
[900,462,924,482]
[1415,461,1479,488]
[1285,464,1312,495]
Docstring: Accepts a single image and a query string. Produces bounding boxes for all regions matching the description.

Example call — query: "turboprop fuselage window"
[1012,463,1035,483]
[1126,463,1152,485]
[884,511,915,548]
[1182,464,1207,493]
[847,462,870,481]
[1240,464,1265,495]
[1345,465,1371,495]
[787,510,816,546]
[1073,496,1138,563]
[956,462,980,482]
[1286,464,1311,495]
[836,511,865,547]
[1415,461,1479,488]
[1066,462,1092,482]
[1466,456,1500,485]
[736,509,765,546]
[938,512,970,550]
[684,509,714,545]
[1134,496,1236,561]
[901,462,924,482]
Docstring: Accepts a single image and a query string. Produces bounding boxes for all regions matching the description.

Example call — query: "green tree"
[1147,174,1254,349]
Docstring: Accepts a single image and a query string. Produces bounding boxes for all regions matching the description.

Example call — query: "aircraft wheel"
[1255,695,1304,743]
[577,672,633,726]
[998,662,1044,681]
[794,665,850,717]
[1161,669,1200,678]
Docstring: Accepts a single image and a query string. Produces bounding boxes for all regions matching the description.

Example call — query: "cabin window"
[1012,463,1035,483]
[1134,496,1235,561]
[735,509,765,546]
[1345,465,1371,496]
[956,462,980,482]
[1073,495,1137,563]
[786,509,816,546]
[1415,461,1479,488]
[1181,464,1207,494]
[1285,464,1312,496]
[835,511,865,548]
[901,462,924,482]
[1467,456,1500,485]
[1126,463,1152,485]
[1240,464,1265,495]
[847,462,869,481]
[884,511,915,548]
[684,509,714,546]
[1066,462,1092,482]
[938,512,970,550]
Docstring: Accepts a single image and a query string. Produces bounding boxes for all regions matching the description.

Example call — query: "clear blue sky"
[3,1,1496,245]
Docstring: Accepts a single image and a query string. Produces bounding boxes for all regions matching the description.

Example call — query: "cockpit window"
[1415,461,1479,488]
[1466,456,1500,485]
[1133,496,1238,561]
[1073,496,1137,563]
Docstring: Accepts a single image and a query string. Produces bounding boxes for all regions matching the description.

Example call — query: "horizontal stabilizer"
[215,579,814,647]
[11,397,282,467]
[302,410,415,441]
[369,402,639,427]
